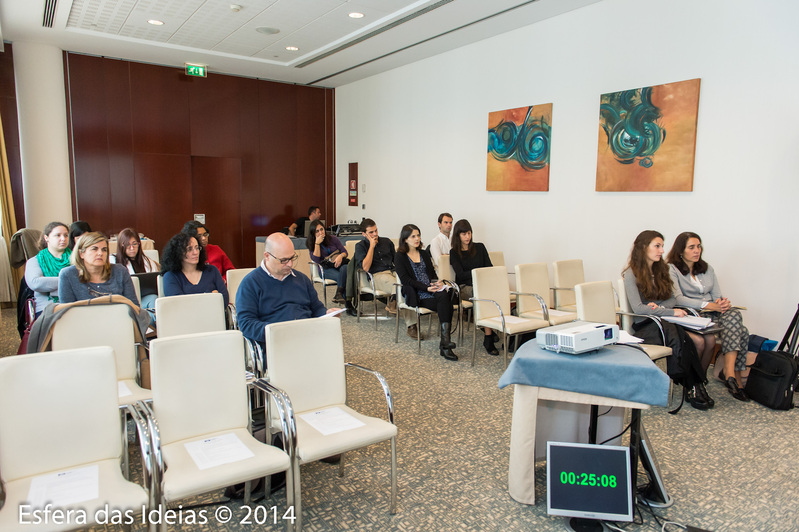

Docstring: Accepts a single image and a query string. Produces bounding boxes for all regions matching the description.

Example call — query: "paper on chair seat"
[118,381,132,397]
[184,433,255,470]
[618,331,644,344]
[28,464,99,507]
[299,406,366,436]
[486,315,528,325]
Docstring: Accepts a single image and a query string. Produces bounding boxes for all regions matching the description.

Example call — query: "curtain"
[0,110,20,302]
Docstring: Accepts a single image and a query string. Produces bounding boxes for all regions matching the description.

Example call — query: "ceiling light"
[255,26,280,35]
[285,46,299,51]
[147,19,164,26]
[348,12,364,19]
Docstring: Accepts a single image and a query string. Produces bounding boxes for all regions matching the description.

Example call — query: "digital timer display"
[547,441,633,522]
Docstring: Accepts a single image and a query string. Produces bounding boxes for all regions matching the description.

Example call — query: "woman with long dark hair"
[622,230,712,410]
[395,224,458,361]
[668,232,750,401]
[449,219,498,356]
[112,228,160,310]
[25,221,71,316]
[307,219,348,303]
[161,232,228,307]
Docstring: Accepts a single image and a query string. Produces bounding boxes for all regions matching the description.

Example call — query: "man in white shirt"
[429,212,453,269]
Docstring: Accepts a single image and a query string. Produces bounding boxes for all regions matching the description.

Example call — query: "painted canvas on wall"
[487,104,552,191]
[596,78,700,192]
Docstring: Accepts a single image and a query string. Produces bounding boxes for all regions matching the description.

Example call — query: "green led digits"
[559,471,617,488]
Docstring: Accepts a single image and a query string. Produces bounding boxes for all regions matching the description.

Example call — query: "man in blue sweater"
[237,232,339,353]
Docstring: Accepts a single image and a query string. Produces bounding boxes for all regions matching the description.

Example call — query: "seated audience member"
[183,220,235,280]
[668,231,751,402]
[622,230,712,411]
[288,205,322,238]
[111,227,160,310]
[161,232,229,306]
[395,224,458,361]
[25,221,71,317]
[353,219,406,328]
[449,219,498,355]
[429,212,453,269]
[307,219,348,303]
[68,220,92,251]
[237,232,338,353]
[58,232,139,305]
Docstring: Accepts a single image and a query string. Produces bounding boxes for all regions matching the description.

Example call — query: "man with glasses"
[237,232,339,353]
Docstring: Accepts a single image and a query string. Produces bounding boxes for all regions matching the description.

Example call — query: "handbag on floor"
[745,304,799,410]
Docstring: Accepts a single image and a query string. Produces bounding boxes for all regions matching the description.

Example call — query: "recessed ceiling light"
[349,12,364,19]
[147,19,164,26]
[255,26,280,35]
[285,46,299,51]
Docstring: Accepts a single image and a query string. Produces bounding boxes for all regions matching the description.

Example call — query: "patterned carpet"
[2,300,798,532]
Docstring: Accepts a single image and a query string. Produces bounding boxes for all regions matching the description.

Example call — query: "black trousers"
[417,291,454,323]
[633,320,706,387]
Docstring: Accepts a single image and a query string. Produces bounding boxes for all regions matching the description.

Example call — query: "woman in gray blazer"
[667,232,750,402]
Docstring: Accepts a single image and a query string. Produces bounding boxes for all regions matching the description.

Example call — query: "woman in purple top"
[161,232,229,307]
[306,220,348,303]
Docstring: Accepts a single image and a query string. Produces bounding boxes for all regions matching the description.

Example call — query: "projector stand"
[563,517,609,531]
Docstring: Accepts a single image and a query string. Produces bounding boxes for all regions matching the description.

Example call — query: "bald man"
[237,232,339,353]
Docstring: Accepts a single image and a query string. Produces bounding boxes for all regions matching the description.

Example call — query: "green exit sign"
[185,64,207,78]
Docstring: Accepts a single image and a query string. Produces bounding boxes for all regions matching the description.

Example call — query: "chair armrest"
[243,337,264,378]
[310,261,325,282]
[510,291,549,321]
[134,342,150,386]
[253,379,297,458]
[345,363,395,424]
[228,303,238,330]
[550,286,574,292]
[675,306,701,317]
[616,311,667,344]
[136,400,163,507]
[126,402,156,508]
[470,297,505,331]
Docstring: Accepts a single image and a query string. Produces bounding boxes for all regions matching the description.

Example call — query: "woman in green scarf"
[24,221,71,317]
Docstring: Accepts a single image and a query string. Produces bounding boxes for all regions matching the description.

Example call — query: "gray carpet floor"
[2,299,798,532]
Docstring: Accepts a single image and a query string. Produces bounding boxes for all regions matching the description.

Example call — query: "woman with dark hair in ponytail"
[622,230,712,411]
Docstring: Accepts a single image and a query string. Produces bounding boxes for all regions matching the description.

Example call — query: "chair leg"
[390,437,398,515]
[293,460,303,532]
[395,306,400,343]
[417,313,421,354]
[502,331,508,369]
[356,292,361,322]
[284,462,295,532]
[338,452,345,478]
[471,322,477,367]
[121,409,130,479]
[244,479,252,504]
[322,284,327,306]
[373,296,379,330]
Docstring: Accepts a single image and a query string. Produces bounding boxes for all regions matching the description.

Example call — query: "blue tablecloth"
[498,342,670,407]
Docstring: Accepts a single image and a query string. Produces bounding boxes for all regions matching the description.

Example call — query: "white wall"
[335,0,799,340]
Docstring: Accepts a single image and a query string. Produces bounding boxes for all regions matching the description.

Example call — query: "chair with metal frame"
[470,266,550,368]
[309,261,337,306]
[142,330,293,531]
[515,262,577,325]
[393,273,434,353]
[226,267,256,330]
[262,316,397,532]
[355,269,392,329]
[438,254,471,339]
[0,347,152,531]
[613,279,673,365]
[552,259,584,312]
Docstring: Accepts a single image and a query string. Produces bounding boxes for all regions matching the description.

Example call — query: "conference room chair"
[613,279,673,366]
[355,269,392,329]
[131,275,141,306]
[470,266,550,368]
[310,261,337,306]
[515,262,577,325]
[294,248,312,279]
[143,248,159,264]
[263,317,397,532]
[156,273,165,298]
[0,347,151,531]
[393,273,434,353]
[143,330,293,529]
[226,267,256,330]
[155,292,226,338]
[488,250,516,304]
[552,259,584,312]
[51,302,153,479]
[344,239,359,261]
[438,254,472,339]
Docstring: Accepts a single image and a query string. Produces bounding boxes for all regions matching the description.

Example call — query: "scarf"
[37,247,72,302]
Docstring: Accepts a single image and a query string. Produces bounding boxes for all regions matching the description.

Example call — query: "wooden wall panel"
[189,74,242,158]
[129,63,191,155]
[133,153,192,250]
[190,156,242,267]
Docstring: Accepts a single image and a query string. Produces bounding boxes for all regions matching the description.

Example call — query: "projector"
[536,321,619,354]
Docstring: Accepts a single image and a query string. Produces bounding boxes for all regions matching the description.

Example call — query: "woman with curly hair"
[307,219,348,303]
[161,232,228,307]
[622,230,711,411]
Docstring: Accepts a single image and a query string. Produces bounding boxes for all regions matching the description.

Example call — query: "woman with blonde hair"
[58,232,139,304]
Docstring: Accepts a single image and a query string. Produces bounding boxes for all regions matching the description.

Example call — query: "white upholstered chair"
[155,292,226,338]
[552,259,584,312]
[355,269,392,329]
[470,266,550,368]
[438,254,471,338]
[393,273,434,352]
[226,267,256,329]
[613,279,673,364]
[143,249,159,264]
[310,261,337,306]
[263,317,397,532]
[0,347,150,531]
[144,331,292,528]
[515,262,577,325]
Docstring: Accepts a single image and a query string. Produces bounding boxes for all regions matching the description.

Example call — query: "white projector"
[536,321,619,354]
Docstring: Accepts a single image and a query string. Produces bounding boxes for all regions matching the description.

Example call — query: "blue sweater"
[58,264,139,305]
[236,267,326,348]
[163,265,229,307]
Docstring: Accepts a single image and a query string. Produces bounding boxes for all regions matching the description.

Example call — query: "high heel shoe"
[725,377,750,402]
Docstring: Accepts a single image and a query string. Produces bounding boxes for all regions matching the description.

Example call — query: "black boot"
[483,331,499,356]
[345,299,358,317]
[696,381,715,408]
[333,287,345,303]
[439,323,458,361]
[687,385,709,410]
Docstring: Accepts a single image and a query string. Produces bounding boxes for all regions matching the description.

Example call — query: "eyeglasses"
[197,232,209,239]
[126,242,140,249]
[267,251,298,265]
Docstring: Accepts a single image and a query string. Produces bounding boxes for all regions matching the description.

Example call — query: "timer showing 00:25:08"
[559,472,617,488]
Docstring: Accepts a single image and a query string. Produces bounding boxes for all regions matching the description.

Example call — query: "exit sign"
[185,63,207,77]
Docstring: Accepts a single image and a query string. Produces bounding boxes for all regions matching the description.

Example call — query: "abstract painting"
[487,104,552,191]
[596,78,700,191]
